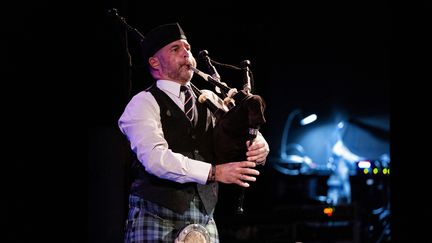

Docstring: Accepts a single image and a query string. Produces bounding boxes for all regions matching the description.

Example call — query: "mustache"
[183,58,197,69]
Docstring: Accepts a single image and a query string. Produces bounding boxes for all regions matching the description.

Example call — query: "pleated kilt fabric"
[124,195,219,243]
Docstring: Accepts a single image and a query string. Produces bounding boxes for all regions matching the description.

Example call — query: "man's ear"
[148,57,159,69]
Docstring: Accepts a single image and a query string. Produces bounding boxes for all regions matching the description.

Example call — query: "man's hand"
[215,162,259,187]
[246,135,270,165]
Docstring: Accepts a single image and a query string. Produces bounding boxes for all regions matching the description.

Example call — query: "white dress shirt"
[118,80,213,185]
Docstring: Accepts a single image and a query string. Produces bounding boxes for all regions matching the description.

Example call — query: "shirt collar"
[157,80,190,97]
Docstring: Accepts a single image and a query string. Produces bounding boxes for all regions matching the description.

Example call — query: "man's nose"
[182,48,191,58]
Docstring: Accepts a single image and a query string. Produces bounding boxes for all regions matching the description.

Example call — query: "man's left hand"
[246,135,270,165]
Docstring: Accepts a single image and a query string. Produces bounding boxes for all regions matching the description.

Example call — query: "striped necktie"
[180,85,194,122]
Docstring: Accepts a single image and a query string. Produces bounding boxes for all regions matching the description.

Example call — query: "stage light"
[280,109,318,161]
[323,207,334,217]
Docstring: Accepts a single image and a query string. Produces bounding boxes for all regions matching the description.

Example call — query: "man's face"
[152,39,196,84]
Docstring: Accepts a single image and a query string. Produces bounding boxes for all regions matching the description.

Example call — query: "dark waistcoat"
[130,85,218,214]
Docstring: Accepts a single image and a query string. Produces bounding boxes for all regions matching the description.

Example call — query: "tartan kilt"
[124,194,219,243]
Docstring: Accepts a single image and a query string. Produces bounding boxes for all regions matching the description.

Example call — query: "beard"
[171,65,193,82]
[163,60,194,83]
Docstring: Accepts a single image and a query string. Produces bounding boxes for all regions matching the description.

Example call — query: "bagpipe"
[190,50,266,214]
[107,8,266,214]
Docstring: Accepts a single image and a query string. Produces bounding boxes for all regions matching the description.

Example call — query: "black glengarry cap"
[141,22,187,59]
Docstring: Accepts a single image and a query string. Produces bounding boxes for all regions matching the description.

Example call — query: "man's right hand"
[215,161,260,187]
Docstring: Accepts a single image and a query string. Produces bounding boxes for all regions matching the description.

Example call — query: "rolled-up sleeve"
[118,91,211,185]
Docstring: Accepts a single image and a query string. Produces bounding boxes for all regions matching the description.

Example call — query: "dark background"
[90,1,393,242]
[4,0,430,242]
